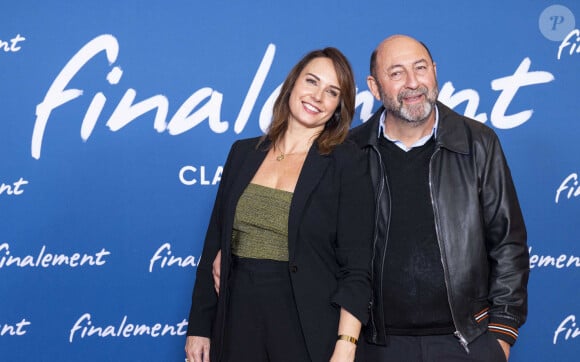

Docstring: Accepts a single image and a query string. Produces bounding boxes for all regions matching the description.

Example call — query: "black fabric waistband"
[231,256,289,273]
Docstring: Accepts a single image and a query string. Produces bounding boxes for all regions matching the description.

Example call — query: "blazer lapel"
[229,147,266,204]
[287,145,330,261]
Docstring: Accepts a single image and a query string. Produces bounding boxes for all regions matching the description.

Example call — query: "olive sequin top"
[231,183,292,261]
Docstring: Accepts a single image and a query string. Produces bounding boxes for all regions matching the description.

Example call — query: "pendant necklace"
[275,144,307,161]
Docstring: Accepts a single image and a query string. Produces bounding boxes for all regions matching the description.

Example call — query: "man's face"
[369,37,439,125]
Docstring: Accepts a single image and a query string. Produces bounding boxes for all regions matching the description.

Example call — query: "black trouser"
[222,257,311,362]
[356,332,507,362]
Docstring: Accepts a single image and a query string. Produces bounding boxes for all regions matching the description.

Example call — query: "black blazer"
[187,136,374,361]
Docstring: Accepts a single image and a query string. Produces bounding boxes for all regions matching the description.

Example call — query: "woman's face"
[287,57,341,132]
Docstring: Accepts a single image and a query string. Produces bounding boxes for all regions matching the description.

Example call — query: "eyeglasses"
[387,62,432,81]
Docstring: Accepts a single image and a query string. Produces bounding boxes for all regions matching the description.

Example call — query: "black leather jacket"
[349,102,529,350]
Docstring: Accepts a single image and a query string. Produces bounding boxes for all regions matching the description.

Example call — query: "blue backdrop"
[1,1,579,361]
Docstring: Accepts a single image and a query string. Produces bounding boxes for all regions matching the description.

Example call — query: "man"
[349,34,529,361]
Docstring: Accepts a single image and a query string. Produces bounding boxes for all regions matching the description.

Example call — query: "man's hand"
[497,339,510,361]
[185,336,210,362]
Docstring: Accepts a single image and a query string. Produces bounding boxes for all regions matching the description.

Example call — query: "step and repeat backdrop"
[1,1,578,361]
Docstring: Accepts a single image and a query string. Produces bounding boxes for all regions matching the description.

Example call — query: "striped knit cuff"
[488,318,519,346]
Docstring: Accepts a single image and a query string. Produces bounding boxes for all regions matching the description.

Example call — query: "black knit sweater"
[378,136,455,335]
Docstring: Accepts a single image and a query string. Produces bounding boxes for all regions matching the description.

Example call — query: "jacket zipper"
[370,145,387,342]
[429,146,470,353]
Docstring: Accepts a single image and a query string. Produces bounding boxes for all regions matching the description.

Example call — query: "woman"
[185,47,374,362]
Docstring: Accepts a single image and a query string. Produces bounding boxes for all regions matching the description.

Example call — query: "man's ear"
[367,76,381,101]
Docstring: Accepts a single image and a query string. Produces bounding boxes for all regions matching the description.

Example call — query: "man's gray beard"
[382,87,439,126]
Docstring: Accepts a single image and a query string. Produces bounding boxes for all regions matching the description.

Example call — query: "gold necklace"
[275,144,307,161]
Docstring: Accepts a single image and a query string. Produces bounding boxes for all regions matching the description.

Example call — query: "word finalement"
[31,34,554,159]
[69,313,188,343]
[149,242,200,272]
[0,243,110,268]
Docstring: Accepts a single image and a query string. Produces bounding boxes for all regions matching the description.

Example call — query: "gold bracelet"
[337,334,358,345]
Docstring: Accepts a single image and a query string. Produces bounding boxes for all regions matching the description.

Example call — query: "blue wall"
[1,1,578,360]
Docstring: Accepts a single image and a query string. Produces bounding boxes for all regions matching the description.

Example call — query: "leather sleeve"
[480,134,529,345]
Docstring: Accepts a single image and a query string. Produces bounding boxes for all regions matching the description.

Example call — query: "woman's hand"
[185,335,210,362]
[212,250,221,294]
[330,308,360,362]
[329,339,357,362]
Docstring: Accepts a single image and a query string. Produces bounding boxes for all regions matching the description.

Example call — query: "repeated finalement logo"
[555,172,580,203]
[149,242,201,272]
[69,313,188,343]
[0,243,111,269]
[529,246,580,270]
[554,314,580,344]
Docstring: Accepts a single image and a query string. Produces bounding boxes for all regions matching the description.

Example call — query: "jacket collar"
[435,102,470,155]
[356,101,470,155]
